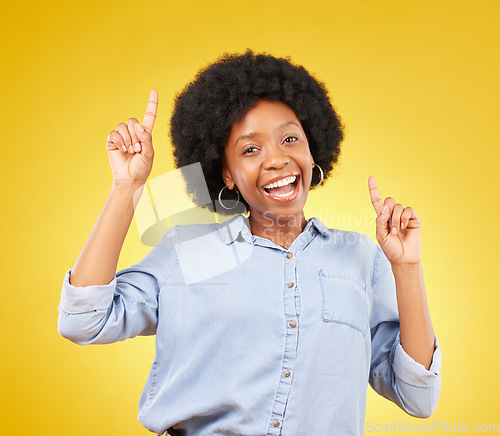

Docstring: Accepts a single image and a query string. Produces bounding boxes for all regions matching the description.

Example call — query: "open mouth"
[262,174,300,202]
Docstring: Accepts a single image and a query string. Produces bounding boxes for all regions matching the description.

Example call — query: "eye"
[243,146,259,155]
[284,136,298,143]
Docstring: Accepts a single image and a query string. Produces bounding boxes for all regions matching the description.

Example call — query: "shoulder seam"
[372,245,382,289]
[157,227,180,292]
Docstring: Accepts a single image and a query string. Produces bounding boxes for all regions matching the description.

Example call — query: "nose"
[262,144,290,170]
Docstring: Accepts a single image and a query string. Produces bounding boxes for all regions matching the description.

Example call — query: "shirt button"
[272,420,280,427]
[283,370,291,377]
[309,226,314,232]
[287,282,294,288]
[289,321,297,328]
[286,252,293,259]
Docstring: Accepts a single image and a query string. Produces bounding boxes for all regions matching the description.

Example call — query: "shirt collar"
[221,214,254,245]
[306,216,333,238]
[221,214,332,245]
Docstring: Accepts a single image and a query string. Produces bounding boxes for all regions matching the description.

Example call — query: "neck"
[248,209,308,249]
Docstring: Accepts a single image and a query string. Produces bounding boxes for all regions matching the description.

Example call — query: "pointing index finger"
[142,89,158,133]
[368,175,384,215]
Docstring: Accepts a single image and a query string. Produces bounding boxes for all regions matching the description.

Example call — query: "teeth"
[263,175,297,190]
[273,191,294,197]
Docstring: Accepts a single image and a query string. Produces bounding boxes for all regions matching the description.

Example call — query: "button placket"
[285,252,298,331]
[268,250,299,434]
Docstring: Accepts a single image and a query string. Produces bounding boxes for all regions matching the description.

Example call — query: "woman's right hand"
[106,90,158,187]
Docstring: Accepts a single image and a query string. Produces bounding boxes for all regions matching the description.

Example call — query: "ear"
[221,163,235,190]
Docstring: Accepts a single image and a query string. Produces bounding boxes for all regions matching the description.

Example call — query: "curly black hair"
[169,48,345,215]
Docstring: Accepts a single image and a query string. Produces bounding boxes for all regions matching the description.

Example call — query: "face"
[222,98,314,222]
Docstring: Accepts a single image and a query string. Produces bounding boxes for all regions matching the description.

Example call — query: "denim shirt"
[57,214,442,436]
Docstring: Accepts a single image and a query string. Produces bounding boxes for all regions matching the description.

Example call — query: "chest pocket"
[318,269,369,337]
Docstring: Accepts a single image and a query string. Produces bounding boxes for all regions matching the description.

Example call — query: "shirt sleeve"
[368,245,442,418]
[57,227,177,345]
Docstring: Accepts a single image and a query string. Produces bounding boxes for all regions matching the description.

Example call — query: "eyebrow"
[234,121,301,147]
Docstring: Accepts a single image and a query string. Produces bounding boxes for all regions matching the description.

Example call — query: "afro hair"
[170,48,345,215]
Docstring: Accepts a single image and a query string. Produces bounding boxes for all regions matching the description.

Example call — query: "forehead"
[229,99,301,134]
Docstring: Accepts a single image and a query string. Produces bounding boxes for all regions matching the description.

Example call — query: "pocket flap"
[319,269,368,336]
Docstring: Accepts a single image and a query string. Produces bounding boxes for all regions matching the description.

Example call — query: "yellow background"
[1,0,499,434]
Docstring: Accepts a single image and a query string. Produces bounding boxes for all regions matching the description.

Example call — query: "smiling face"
[222,98,314,225]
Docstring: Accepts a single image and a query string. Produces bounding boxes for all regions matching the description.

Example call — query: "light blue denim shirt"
[57,214,442,436]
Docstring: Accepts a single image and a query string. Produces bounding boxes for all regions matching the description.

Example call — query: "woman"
[58,50,441,436]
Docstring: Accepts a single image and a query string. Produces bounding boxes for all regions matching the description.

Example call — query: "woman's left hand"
[368,175,421,266]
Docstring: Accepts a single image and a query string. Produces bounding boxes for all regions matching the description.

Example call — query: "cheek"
[303,158,315,187]
[228,161,255,191]
[304,166,313,185]
[235,168,257,191]
[300,149,314,171]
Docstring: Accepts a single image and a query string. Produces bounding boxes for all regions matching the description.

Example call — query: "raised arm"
[69,90,158,287]
[367,175,441,418]
[368,175,435,367]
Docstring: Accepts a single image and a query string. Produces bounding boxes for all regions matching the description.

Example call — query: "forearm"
[392,262,435,370]
[69,182,144,287]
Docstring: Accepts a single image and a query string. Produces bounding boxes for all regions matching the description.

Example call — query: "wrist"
[391,261,423,275]
[111,180,145,198]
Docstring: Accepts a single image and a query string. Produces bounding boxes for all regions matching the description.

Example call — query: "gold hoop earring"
[311,163,324,188]
[218,185,240,210]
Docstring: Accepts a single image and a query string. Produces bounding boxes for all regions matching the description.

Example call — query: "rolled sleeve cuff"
[59,269,116,314]
[391,333,442,388]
